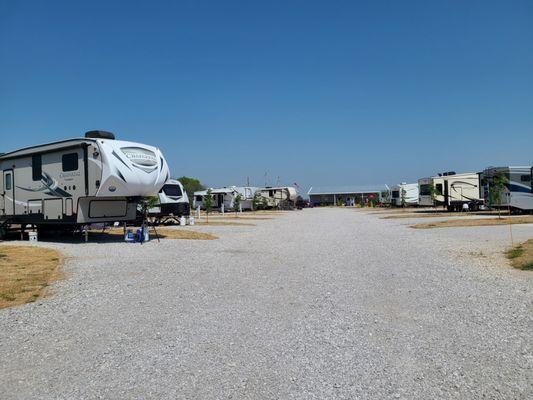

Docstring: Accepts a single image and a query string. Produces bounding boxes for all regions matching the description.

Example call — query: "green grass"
[505,239,533,271]
[520,262,533,271]
[506,247,524,259]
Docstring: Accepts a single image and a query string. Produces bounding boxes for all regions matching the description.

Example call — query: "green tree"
[400,188,407,208]
[203,188,213,223]
[177,176,205,202]
[382,190,391,207]
[233,193,242,216]
[139,196,160,218]
[427,184,441,207]
[488,171,509,219]
[252,192,261,211]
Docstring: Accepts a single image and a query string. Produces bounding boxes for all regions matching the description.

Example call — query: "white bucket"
[179,216,186,226]
[143,226,149,242]
[28,231,38,242]
[189,217,195,226]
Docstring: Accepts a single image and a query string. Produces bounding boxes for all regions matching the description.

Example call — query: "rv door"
[2,169,14,216]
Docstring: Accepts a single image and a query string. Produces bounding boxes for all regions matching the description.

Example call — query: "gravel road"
[1,208,532,399]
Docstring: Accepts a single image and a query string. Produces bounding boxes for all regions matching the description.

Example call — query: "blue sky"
[1,0,532,192]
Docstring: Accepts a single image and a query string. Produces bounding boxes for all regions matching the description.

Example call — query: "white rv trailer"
[418,175,445,207]
[391,183,419,206]
[441,172,483,211]
[257,186,298,209]
[148,179,190,221]
[194,186,259,211]
[481,166,533,211]
[0,130,169,238]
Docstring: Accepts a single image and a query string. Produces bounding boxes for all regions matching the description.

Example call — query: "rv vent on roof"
[85,130,115,140]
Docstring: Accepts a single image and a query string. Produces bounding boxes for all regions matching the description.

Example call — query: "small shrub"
[506,247,524,259]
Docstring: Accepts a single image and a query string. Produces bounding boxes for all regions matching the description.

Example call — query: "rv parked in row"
[194,186,259,211]
[481,166,533,211]
[391,183,419,207]
[256,186,298,209]
[147,179,190,222]
[440,172,483,211]
[0,130,169,239]
[418,175,445,207]
[418,172,483,210]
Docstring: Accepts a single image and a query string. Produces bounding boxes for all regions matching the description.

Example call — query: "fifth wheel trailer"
[418,176,445,207]
[0,130,169,238]
[256,186,298,209]
[391,183,419,207]
[481,166,533,211]
[441,172,483,211]
[147,179,190,221]
[194,186,259,211]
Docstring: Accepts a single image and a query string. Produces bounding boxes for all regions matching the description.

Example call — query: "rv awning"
[194,187,238,196]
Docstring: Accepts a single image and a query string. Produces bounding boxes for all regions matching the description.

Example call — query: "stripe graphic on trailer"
[16,172,72,197]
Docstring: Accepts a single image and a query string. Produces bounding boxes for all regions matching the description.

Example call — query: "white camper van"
[481,166,533,211]
[441,172,483,211]
[148,179,190,222]
[257,186,298,209]
[194,186,259,211]
[418,175,445,207]
[0,130,169,238]
[391,183,419,207]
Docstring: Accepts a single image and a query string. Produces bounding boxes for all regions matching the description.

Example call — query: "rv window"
[520,175,531,182]
[5,173,12,190]
[32,154,42,181]
[162,184,182,197]
[392,190,400,198]
[62,153,79,172]
[419,184,430,196]
[435,184,443,194]
[195,195,203,202]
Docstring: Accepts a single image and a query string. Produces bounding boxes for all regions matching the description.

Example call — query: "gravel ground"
[1,208,532,399]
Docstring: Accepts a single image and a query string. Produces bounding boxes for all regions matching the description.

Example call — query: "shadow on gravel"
[0,228,217,244]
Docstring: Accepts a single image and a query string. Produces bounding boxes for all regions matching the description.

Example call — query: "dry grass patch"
[384,212,465,219]
[368,210,413,215]
[0,245,63,309]
[411,215,533,229]
[199,216,270,221]
[194,221,255,226]
[505,239,533,271]
[92,228,217,240]
[384,210,503,219]
[156,228,218,240]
